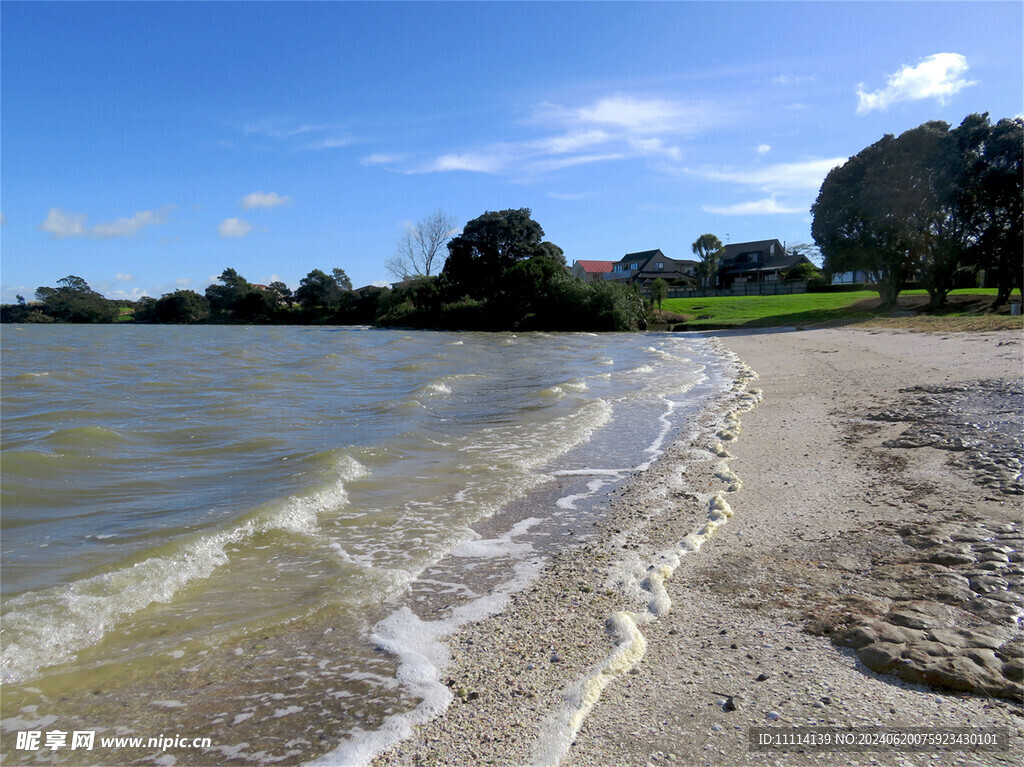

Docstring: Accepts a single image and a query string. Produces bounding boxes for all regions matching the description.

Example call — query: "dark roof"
[719,239,804,274]
[615,249,665,264]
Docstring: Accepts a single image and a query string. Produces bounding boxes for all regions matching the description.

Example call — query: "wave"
[0,452,368,685]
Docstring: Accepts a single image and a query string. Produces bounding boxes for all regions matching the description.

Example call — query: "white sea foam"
[529,353,759,766]
[309,557,544,767]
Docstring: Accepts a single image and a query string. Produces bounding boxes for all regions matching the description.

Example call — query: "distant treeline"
[2,209,648,331]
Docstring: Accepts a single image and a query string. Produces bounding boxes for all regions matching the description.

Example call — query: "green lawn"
[659,288,1021,330]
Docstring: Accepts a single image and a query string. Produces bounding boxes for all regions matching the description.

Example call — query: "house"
[717,240,811,288]
[569,260,615,284]
[604,249,699,287]
[831,270,872,285]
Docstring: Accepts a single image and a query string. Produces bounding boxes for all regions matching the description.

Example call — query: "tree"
[385,209,458,280]
[441,208,547,298]
[34,275,119,322]
[959,115,1023,307]
[691,234,723,288]
[205,268,252,318]
[813,116,1018,310]
[296,269,342,314]
[812,136,914,309]
[267,281,293,306]
[332,268,353,292]
[650,278,668,311]
[154,290,210,323]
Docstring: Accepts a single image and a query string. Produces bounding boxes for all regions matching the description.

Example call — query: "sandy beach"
[371,326,1023,767]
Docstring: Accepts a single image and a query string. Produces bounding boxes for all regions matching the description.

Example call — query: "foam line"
[528,348,761,766]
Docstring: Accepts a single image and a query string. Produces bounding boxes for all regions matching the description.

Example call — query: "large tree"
[154,289,210,323]
[34,275,119,322]
[812,135,915,308]
[960,115,1023,307]
[691,234,723,289]
[296,268,343,313]
[205,268,253,318]
[441,208,547,298]
[385,209,458,280]
[813,114,1023,310]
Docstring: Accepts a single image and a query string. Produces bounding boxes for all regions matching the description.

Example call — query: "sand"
[371,326,1022,767]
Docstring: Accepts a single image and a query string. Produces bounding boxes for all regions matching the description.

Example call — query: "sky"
[1,1,1021,302]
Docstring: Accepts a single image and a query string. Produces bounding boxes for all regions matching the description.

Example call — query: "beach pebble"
[766,711,781,721]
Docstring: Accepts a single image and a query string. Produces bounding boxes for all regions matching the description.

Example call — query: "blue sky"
[2,1,1021,302]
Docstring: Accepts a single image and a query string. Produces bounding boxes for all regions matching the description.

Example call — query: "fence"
[660,280,809,299]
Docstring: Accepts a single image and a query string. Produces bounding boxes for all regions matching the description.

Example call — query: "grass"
[657,288,1023,332]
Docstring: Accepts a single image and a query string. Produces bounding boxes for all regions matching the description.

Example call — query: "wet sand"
[371,327,1023,767]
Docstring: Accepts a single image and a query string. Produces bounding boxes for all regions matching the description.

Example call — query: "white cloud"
[756,144,771,155]
[684,157,847,195]
[389,92,735,177]
[175,278,191,287]
[240,191,290,209]
[702,196,807,216]
[304,135,357,150]
[360,153,407,166]
[429,152,507,174]
[40,208,88,238]
[771,75,816,86]
[91,210,169,238]
[218,218,251,238]
[39,206,173,239]
[115,273,134,282]
[856,53,976,114]
[567,95,711,135]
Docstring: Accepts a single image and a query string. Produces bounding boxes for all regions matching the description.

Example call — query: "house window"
[655,262,664,270]
[630,262,639,271]
[614,264,623,273]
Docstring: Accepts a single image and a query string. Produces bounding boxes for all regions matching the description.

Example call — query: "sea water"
[0,325,734,765]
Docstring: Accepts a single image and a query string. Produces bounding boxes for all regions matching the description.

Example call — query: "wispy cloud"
[856,53,976,114]
[771,74,816,86]
[405,93,727,176]
[39,206,174,239]
[683,157,847,195]
[681,157,847,217]
[703,196,807,216]
[756,144,771,155]
[218,218,251,238]
[240,191,290,209]
[360,153,409,166]
[237,119,357,151]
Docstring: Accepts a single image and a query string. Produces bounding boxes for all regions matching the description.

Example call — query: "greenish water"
[1,325,732,765]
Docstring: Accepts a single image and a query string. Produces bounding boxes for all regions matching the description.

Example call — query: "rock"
[924,628,970,648]
[966,597,1023,623]
[1001,657,1024,682]
[960,648,1002,671]
[968,575,1008,594]
[976,551,1011,564]
[888,601,952,630]
[755,672,770,682]
[961,628,1009,651]
[857,641,905,674]
[766,711,781,721]
[928,551,976,566]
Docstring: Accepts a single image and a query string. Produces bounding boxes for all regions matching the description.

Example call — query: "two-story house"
[603,250,699,288]
[716,240,811,288]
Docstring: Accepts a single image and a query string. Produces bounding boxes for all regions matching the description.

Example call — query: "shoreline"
[370,326,1022,767]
